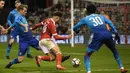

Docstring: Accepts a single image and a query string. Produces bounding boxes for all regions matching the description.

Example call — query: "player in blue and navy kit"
[73,4,128,73]
[5,5,70,68]
[6,0,33,59]
[5,4,40,68]
[0,0,5,30]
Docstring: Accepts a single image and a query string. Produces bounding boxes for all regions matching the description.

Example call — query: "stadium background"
[0,0,130,73]
[0,0,130,44]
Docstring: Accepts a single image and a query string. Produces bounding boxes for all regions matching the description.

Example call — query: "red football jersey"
[32,18,70,40]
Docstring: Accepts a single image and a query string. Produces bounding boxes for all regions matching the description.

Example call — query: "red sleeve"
[49,23,68,40]
[32,22,43,30]
[53,35,69,40]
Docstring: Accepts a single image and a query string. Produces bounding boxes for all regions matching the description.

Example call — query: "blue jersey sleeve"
[103,16,117,33]
[11,16,22,27]
[73,18,86,32]
[7,13,13,26]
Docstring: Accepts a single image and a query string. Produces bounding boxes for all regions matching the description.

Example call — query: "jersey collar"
[50,18,55,25]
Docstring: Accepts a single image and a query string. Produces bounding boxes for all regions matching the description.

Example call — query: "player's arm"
[31,22,43,30]
[0,25,6,34]
[20,24,28,32]
[50,24,71,40]
[7,13,13,26]
[5,23,16,33]
[104,16,117,33]
[104,16,120,43]
[15,16,28,32]
[0,25,5,30]
[4,14,17,33]
[73,18,85,33]
[6,16,28,32]
[6,23,15,32]
[6,16,20,31]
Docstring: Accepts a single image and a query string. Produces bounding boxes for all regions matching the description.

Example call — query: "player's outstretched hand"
[66,35,72,39]
[24,26,28,32]
[1,29,8,34]
[115,33,120,44]
[30,27,32,31]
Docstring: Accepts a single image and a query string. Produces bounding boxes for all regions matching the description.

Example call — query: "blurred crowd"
[26,0,130,35]
[3,0,130,35]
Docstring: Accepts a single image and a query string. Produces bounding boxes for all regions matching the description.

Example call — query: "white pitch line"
[0,69,129,73]
[63,52,84,55]
[12,69,129,73]
[54,69,130,72]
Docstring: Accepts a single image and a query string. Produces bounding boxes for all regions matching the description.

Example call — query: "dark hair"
[86,4,96,14]
[53,11,62,17]
[0,0,4,1]
[17,4,28,11]
[15,0,21,4]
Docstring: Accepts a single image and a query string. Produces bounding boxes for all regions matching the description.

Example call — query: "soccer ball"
[71,58,80,67]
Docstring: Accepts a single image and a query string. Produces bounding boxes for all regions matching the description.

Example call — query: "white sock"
[120,67,124,69]
[87,71,91,73]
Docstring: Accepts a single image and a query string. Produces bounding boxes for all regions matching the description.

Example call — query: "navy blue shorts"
[88,33,115,51]
[18,38,39,56]
[10,29,19,40]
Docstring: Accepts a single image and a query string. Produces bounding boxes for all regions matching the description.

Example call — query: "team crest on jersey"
[19,52,22,56]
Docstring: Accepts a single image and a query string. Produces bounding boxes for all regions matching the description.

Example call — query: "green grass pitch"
[0,43,130,73]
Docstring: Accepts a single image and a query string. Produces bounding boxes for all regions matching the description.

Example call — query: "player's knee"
[18,59,23,63]
[50,52,62,61]
[55,52,62,55]
[50,57,55,61]
[9,39,14,44]
[50,55,56,61]
[18,56,24,62]
[46,53,56,61]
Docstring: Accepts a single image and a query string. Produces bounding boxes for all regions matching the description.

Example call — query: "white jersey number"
[42,25,47,33]
[89,17,103,26]
[42,21,49,33]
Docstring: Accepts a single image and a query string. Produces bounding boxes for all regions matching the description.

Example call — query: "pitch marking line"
[42,69,130,72]
[12,69,129,73]
[63,52,84,55]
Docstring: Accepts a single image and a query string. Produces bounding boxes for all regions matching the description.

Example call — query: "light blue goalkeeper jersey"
[73,14,117,34]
